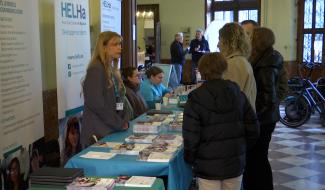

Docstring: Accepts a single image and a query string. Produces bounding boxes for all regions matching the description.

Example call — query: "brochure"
[79,151,116,160]
[91,142,121,148]
[125,176,156,187]
[146,152,174,162]
[154,134,183,147]
[67,177,115,190]
[110,143,149,155]
[115,176,156,188]
[125,134,157,144]
[138,142,177,162]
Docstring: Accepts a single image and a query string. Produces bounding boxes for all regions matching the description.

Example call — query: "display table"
[28,177,165,190]
[65,113,192,190]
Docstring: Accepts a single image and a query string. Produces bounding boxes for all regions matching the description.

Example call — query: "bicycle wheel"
[278,93,311,128]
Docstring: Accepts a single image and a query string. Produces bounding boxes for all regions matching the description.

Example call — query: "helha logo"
[103,0,111,8]
[61,2,86,19]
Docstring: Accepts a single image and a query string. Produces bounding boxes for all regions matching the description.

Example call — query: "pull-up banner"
[0,0,44,156]
[55,0,91,119]
[101,0,121,34]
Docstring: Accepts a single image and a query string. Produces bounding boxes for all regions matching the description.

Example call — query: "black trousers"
[243,123,276,190]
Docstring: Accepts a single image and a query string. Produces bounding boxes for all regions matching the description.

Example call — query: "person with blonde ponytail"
[81,31,129,147]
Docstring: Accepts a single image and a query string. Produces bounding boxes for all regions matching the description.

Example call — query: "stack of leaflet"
[169,112,184,132]
[133,121,162,134]
[110,143,149,155]
[138,142,177,162]
[153,134,183,147]
[125,134,157,144]
[133,114,168,134]
[115,176,156,187]
[67,177,115,190]
[133,114,175,134]
[30,167,84,188]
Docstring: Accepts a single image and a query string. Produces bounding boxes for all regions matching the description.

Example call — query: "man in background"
[241,20,259,38]
[189,29,210,83]
[170,32,187,87]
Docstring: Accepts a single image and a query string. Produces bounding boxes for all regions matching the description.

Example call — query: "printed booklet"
[115,176,156,187]
[67,177,115,190]
[125,134,157,144]
[153,134,183,147]
[110,143,149,155]
[138,142,177,162]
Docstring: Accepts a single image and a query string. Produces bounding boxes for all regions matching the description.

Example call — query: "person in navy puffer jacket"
[183,52,260,190]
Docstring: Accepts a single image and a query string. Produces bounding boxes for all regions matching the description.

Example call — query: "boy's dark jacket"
[183,79,259,180]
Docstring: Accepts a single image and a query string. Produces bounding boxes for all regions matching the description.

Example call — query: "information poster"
[0,0,44,156]
[55,0,91,119]
[100,0,121,34]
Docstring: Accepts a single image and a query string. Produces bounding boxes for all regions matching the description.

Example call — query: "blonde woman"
[81,31,129,147]
[218,22,256,110]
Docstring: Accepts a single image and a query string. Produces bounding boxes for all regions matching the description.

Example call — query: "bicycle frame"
[278,62,324,128]
[303,79,325,114]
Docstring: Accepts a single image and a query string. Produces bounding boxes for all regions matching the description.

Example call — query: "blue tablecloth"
[65,113,192,190]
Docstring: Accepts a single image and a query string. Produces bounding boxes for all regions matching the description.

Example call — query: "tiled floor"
[271,114,325,190]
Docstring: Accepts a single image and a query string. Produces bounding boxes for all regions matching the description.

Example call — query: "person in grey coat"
[81,31,129,147]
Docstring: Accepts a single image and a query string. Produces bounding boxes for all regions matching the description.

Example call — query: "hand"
[164,93,172,98]
[195,45,200,51]
[196,82,203,87]
[31,154,40,172]
[122,122,129,130]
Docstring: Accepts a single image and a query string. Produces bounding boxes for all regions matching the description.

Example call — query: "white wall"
[137,17,145,51]
[262,0,297,61]
[137,0,205,60]
[138,0,297,61]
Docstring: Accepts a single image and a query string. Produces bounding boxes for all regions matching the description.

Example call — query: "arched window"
[205,0,260,52]
[297,0,324,64]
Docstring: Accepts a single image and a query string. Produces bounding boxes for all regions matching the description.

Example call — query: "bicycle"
[278,62,325,128]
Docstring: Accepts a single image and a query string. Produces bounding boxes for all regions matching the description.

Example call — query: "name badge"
[116,102,124,110]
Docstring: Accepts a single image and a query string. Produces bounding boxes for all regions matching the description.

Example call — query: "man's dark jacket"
[189,37,210,62]
[252,48,283,125]
[170,40,186,64]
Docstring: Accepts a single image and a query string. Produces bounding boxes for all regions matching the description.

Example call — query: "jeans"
[173,63,183,84]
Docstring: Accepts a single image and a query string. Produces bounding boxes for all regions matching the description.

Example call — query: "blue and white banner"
[0,0,44,156]
[55,0,91,119]
[100,0,121,34]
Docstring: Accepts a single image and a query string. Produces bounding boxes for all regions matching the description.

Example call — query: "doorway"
[136,4,160,65]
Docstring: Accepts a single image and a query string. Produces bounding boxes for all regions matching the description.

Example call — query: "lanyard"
[111,72,120,98]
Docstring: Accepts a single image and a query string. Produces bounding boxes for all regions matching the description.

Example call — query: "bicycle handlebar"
[298,62,322,78]
[301,62,321,69]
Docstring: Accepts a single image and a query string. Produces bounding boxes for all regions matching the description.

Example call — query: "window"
[298,0,325,64]
[205,0,260,52]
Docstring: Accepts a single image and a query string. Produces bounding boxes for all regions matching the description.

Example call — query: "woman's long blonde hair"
[219,22,251,58]
[88,31,123,89]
